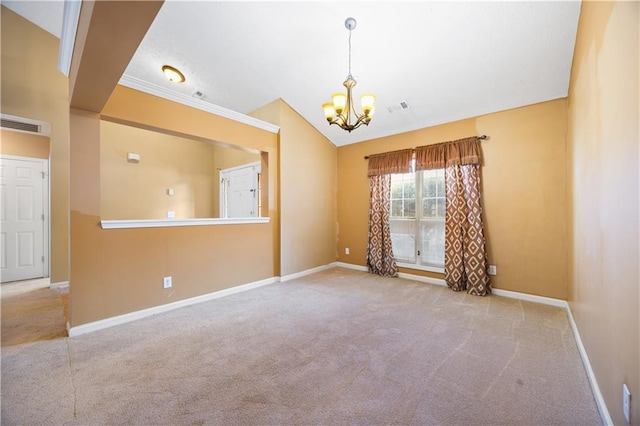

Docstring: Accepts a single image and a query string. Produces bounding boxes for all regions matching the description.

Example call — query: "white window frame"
[390,167,445,274]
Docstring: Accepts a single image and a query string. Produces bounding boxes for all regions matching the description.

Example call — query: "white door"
[0,157,46,283]
[220,162,260,218]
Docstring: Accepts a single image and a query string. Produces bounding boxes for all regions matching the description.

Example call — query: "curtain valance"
[367,148,413,177]
[415,137,482,171]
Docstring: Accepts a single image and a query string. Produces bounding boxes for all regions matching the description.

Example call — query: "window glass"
[390,168,445,269]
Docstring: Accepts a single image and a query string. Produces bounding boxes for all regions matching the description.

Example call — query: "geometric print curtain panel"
[366,174,399,277]
[444,164,491,296]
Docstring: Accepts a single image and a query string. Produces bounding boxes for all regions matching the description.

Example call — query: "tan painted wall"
[69,86,279,326]
[249,100,282,277]
[252,99,338,277]
[337,99,569,299]
[101,121,218,219]
[1,7,69,284]
[567,1,639,424]
[0,130,49,159]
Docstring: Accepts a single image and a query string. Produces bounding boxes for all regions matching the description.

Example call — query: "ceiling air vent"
[386,101,410,114]
[0,114,50,136]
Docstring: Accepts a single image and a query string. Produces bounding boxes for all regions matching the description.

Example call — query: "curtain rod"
[363,135,488,160]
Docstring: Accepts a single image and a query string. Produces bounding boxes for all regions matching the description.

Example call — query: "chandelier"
[322,17,375,132]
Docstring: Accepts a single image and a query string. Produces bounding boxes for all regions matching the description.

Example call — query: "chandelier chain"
[348,29,352,77]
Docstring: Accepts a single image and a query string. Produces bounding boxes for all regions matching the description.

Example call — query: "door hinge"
[41,171,46,179]
[417,250,421,256]
[42,214,45,221]
[41,256,45,263]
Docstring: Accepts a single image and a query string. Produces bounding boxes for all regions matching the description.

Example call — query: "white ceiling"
[3,0,581,147]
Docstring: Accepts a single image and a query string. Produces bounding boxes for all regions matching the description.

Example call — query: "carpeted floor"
[1,267,602,425]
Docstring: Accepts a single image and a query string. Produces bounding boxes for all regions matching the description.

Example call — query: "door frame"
[219,161,261,218]
[0,154,50,280]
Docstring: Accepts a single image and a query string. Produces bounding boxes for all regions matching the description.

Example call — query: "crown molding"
[57,0,81,76]
[118,74,280,134]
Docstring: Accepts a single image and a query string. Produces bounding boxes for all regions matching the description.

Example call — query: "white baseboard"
[50,281,69,290]
[335,261,367,272]
[280,263,337,283]
[397,271,447,287]
[68,277,276,337]
[565,304,613,425]
[490,287,568,308]
[335,262,447,287]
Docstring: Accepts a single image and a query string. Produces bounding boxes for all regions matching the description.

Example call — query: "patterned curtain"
[366,175,398,277]
[444,164,490,295]
[416,137,490,296]
[366,149,412,277]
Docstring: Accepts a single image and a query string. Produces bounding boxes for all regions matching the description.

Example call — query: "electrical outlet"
[163,276,172,289]
[488,265,497,275]
[166,211,175,218]
[345,247,350,255]
[623,384,631,423]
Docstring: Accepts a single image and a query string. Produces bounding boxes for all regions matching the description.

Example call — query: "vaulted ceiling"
[3,0,581,146]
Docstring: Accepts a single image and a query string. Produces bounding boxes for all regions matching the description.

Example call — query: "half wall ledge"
[101,217,270,229]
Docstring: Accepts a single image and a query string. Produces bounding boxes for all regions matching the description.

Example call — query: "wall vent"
[1,118,40,133]
[0,114,50,136]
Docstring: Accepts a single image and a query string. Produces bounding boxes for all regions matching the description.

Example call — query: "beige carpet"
[1,267,601,425]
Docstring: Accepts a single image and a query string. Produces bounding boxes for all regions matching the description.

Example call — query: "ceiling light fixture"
[322,17,375,133]
[162,65,185,83]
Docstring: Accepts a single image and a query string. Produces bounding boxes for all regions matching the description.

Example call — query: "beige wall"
[0,130,50,159]
[252,99,338,277]
[101,121,218,219]
[337,99,569,299]
[68,86,279,326]
[1,7,69,284]
[567,1,639,424]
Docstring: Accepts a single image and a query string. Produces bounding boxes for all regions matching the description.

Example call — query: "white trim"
[57,0,81,77]
[101,217,270,229]
[397,271,447,287]
[68,277,277,337]
[50,281,69,290]
[335,262,367,272]
[396,262,444,274]
[565,305,614,425]
[280,263,337,283]
[334,262,447,286]
[491,288,568,308]
[118,75,280,134]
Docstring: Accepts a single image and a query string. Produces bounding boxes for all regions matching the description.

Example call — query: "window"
[390,167,445,271]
